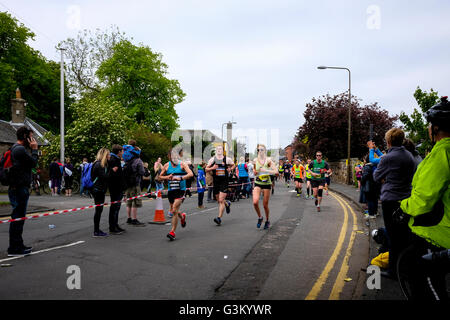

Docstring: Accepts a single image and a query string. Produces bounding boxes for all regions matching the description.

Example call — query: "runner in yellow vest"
[304,158,313,199]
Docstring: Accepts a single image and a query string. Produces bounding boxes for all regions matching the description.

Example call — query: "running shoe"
[167,231,176,241]
[257,217,263,228]
[263,221,270,229]
[167,211,173,218]
[214,217,222,225]
[93,230,108,237]
[126,218,132,224]
[7,248,32,257]
[225,200,231,214]
[110,228,124,235]
[180,212,187,228]
[297,193,300,197]
[317,206,321,212]
[131,219,145,227]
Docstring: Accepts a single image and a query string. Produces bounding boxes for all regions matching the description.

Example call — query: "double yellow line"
[305,192,358,300]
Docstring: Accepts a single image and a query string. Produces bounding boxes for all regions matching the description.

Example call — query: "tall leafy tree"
[96,40,185,137]
[0,11,71,132]
[294,92,398,161]
[399,87,439,156]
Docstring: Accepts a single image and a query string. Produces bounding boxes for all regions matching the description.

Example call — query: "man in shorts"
[283,160,292,188]
[309,151,331,212]
[304,158,313,199]
[206,145,235,226]
[291,159,305,197]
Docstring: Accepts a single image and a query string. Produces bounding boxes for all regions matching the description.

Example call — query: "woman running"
[252,144,278,229]
[159,148,193,241]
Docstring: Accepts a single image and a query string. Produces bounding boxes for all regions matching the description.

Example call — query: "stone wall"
[328,158,359,185]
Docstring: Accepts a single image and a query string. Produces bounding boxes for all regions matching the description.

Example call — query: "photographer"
[7,126,39,256]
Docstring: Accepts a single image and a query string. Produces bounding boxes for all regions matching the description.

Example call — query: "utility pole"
[59,48,66,164]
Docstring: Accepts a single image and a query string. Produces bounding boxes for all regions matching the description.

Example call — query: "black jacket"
[91,161,109,193]
[10,143,39,188]
[108,153,125,193]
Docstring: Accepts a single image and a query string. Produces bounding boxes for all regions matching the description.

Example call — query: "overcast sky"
[2,0,450,152]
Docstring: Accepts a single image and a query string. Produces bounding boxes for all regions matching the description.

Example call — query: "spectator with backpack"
[81,159,94,198]
[108,145,126,235]
[79,158,90,197]
[123,144,146,226]
[91,148,111,237]
[1,126,39,256]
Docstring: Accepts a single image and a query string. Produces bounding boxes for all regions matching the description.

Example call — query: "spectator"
[355,162,363,191]
[154,157,164,192]
[49,157,62,196]
[197,161,207,208]
[91,148,110,237]
[361,154,379,219]
[367,140,385,165]
[373,128,416,278]
[403,138,423,168]
[247,160,255,198]
[108,144,126,235]
[141,162,151,193]
[400,96,450,300]
[206,165,214,203]
[7,126,39,256]
[123,144,145,226]
[358,156,368,214]
[185,160,194,197]
[63,157,74,197]
[79,158,90,197]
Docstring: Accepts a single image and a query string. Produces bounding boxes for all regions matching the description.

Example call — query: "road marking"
[328,193,358,300]
[305,191,349,300]
[0,241,85,263]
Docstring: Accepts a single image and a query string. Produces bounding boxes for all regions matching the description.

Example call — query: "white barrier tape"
[0,180,256,225]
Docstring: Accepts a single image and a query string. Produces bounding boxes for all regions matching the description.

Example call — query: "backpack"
[0,148,13,186]
[123,158,138,188]
[81,162,94,189]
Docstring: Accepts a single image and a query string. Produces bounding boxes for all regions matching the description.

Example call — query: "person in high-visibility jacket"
[304,159,313,199]
[291,159,306,197]
[399,96,450,300]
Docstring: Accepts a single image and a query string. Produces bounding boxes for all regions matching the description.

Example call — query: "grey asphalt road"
[0,182,369,300]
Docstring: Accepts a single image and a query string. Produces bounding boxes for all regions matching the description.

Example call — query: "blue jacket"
[369,148,384,166]
[197,166,206,193]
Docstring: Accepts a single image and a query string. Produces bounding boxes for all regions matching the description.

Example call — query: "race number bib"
[169,179,181,190]
[216,168,226,177]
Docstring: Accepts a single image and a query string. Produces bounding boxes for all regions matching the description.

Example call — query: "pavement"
[328,182,404,300]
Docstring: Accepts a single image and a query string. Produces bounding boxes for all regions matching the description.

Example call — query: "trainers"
[116,226,126,233]
[126,218,132,224]
[167,231,176,241]
[317,206,321,212]
[167,211,173,218]
[93,231,108,237]
[110,228,124,235]
[198,205,205,209]
[214,217,222,225]
[225,201,231,214]
[257,217,263,228]
[263,221,270,229]
[180,213,187,228]
[7,248,32,257]
[131,219,145,227]
[369,215,377,219]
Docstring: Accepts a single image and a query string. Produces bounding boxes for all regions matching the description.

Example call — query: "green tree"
[399,87,439,156]
[41,97,131,166]
[0,11,71,133]
[96,40,185,137]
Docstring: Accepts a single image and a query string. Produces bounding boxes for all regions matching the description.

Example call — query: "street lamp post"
[317,66,352,185]
[59,47,66,164]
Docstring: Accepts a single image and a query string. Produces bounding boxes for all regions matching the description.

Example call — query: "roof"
[0,118,50,146]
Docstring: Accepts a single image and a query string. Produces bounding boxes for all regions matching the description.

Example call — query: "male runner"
[304,158,313,199]
[283,160,292,188]
[206,145,235,226]
[159,148,193,240]
[291,159,305,197]
[278,160,284,181]
[308,151,331,212]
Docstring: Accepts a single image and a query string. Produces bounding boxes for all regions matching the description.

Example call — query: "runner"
[308,151,331,212]
[283,160,292,188]
[252,144,278,229]
[158,148,193,241]
[278,160,284,181]
[324,167,333,196]
[291,159,306,197]
[206,145,235,226]
[304,158,313,199]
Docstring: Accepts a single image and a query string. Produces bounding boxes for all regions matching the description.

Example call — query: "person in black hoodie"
[7,126,39,256]
[108,145,126,234]
[91,148,110,237]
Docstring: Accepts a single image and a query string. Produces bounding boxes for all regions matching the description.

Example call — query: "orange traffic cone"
[148,190,168,224]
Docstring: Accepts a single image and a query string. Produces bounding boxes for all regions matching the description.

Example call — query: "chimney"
[11,88,26,123]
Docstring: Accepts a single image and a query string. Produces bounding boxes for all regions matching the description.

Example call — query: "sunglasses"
[316,155,322,157]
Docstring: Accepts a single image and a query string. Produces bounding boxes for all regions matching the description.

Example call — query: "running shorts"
[294,178,303,183]
[325,177,331,185]
[168,189,186,204]
[311,179,326,189]
[254,183,272,190]
[213,179,228,195]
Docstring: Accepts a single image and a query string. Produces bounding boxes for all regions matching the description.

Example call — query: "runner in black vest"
[206,145,235,226]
